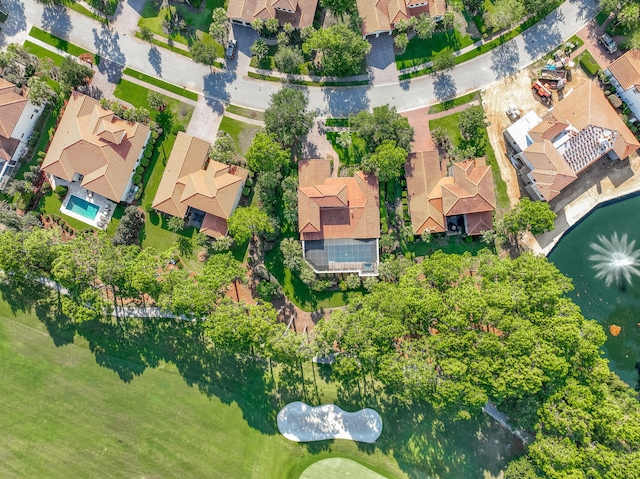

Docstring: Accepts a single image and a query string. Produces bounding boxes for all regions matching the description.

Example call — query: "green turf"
[595,10,609,26]
[113,79,195,252]
[122,67,199,101]
[264,238,363,312]
[395,28,478,69]
[428,111,510,212]
[23,41,66,66]
[428,91,480,114]
[578,50,600,76]
[406,234,493,257]
[29,27,100,64]
[38,192,94,231]
[326,132,367,166]
[300,458,390,479]
[138,0,224,46]
[225,104,265,122]
[219,116,261,155]
[0,292,517,478]
[324,118,349,127]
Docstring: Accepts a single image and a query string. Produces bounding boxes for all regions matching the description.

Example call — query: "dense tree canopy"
[349,105,415,152]
[361,140,408,183]
[227,206,274,244]
[245,132,290,173]
[264,88,314,149]
[302,24,371,76]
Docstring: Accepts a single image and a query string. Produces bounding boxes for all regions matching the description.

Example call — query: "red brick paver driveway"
[576,18,623,69]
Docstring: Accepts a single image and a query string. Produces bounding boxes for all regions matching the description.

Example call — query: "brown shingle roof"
[357,0,445,36]
[41,92,150,202]
[227,0,318,28]
[0,79,28,140]
[298,159,380,241]
[152,132,248,238]
[607,50,640,91]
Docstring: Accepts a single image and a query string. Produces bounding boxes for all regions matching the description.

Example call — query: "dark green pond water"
[548,194,640,387]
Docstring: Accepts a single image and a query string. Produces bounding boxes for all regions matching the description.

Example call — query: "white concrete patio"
[56,178,116,230]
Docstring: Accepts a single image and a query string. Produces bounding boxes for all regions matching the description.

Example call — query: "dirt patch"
[482,66,590,209]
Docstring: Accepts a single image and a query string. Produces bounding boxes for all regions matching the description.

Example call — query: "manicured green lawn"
[264,238,364,312]
[29,27,100,64]
[406,234,493,257]
[23,41,66,66]
[596,10,609,26]
[396,28,479,69]
[122,67,199,101]
[138,0,225,47]
[578,50,600,76]
[326,132,368,166]
[429,111,510,211]
[428,91,480,114]
[301,458,390,479]
[113,79,195,252]
[0,293,517,478]
[38,193,93,231]
[219,116,260,155]
[225,104,265,122]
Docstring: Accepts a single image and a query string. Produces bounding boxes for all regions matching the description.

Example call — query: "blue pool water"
[66,194,99,220]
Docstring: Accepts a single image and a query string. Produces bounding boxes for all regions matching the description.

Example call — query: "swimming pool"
[66,194,100,220]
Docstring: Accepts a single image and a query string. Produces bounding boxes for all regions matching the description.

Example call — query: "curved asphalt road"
[1,0,598,115]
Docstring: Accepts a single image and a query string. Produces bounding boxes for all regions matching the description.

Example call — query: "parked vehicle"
[599,33,618,54]
[226,39,238,60]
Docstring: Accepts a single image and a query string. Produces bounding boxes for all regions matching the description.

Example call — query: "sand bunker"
[277,401,382,443]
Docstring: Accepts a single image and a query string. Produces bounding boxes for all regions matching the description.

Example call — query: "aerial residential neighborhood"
[2,0,640,478]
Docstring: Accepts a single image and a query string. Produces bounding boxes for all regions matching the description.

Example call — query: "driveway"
[576,18,623,69]
[186,96,225,144]
[366,35,398,86]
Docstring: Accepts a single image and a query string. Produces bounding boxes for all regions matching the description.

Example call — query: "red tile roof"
[298,159,380,241]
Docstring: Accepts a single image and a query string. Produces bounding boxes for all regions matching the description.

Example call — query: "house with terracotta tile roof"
[506,81,640,201]
[42,92,150,201]
[0,78,43,189]
[605,50,640,120]
[298,159,380,276]
[405,152,496,236]
[356,0,446,37]
[153,132,249,238]
[228,0,318,29]
[41,92,150,228]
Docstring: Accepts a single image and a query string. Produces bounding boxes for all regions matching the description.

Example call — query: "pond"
[548,194,640,387]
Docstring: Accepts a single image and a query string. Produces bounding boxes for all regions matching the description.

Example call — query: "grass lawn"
[429,112,510,211]
[113,79,195,252]
[396,28,479,69]
[596,10,609,26]
[66,1,107,22]
[578,50,600,76]
[23,40,66,66]
[325,118,349,127]
[428,91,480,114]
[326,132,367,166]
[29,27,100,64]
[301,458,389,479]
[122,67,198,101]
[225,104,265,122]
[264,238,364,312]
[138,0,224,47]
[406,234,493,257]
[38,192,93,231]
[219,116,261,155]
[0,291,517,478]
